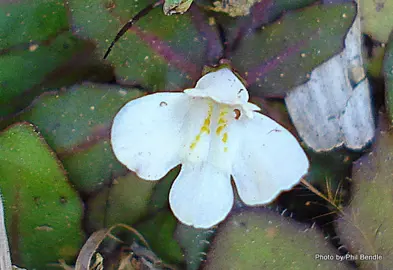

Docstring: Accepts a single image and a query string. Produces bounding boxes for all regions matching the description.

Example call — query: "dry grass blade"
[75,230,107,270]
[74,223,151,270]
[300,178,343,214]
[110,223,150,250]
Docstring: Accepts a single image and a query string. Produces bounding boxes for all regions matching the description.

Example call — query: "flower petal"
[169,162,233,228]
[231,113,309,205]
[185,68,249,105]
[111,93,190,180]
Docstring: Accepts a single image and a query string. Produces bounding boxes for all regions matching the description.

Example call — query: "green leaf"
[0,33,86,118]
[305,148,356,188]
[229,3,356,97]
[261,0,318,21]
[336,118,393,269]
[61,140,127,193]
[174,224,214,270]
[384,31,393,126]
[210,0,317,54]
[148,166,180,211]
[360,0,393,43]
[86,172,156,232]
[0,123,83,269]
[0,0,86,118]
[211,0,316,18]
[205,209,350,270]
[0,0,68,49]
[17,83,144,192]
[366,44,385,77]
[136,211,184,265]
[67,0,223,91]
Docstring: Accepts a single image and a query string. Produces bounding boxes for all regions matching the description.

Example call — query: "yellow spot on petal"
[189,102,213,149]
[222,132,228,143]
[216,125,225,135]
[220,110,227,116]
[224,147,228,152]
[216,107,229,135]
[201,126,210,134]
[203,118,211,127]
[190,142,197,150]
[218,118,226,124]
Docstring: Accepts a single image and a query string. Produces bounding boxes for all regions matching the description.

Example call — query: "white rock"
[285,11,374,151]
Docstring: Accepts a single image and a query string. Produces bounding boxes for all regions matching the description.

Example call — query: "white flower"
[111,68,309,228]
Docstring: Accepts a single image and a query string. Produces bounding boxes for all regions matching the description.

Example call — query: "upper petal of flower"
[231,113,309,205]
[169,162,233,228]
[111,93,191,180]
[184,68,250,105]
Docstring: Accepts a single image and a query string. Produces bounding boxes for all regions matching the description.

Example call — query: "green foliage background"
[0,0,392,269]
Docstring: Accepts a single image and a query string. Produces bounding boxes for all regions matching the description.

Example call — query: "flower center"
[189,102,232,152]
[183,99,242,170]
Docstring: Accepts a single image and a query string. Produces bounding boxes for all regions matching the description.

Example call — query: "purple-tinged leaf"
[229,3,356,98]
[210,0,317,56]
[0,0,87,118]
[15,83,143,192]
[66,0,223,91]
